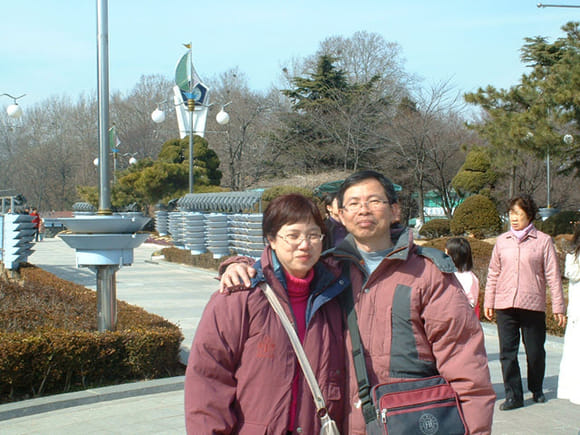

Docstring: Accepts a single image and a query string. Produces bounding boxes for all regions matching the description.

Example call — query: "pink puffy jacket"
[484,226,565,314]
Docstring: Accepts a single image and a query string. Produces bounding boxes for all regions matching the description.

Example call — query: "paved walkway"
[1,237,579,434]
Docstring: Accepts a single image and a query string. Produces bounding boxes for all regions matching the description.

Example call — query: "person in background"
[446,237,481,318]
[184,194,349,434]
[322,192,347,250]
[221,171,495,434]
[557,223,580,405]
[29,208,41,242]
[38,217,45,241]
[484,194,566,410]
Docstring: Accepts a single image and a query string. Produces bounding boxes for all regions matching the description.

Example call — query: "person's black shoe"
[499,398,524,411]
[532,392,546,403]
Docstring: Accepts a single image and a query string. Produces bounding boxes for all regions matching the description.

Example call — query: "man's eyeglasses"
[342,199,388,213]
[277,233,324,248]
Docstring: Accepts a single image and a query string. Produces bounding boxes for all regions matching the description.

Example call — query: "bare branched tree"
[380,81,468,221]
[206,68,274,190]
[316,30,413,101]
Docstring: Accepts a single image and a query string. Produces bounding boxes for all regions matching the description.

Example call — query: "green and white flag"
[109,126,121,152]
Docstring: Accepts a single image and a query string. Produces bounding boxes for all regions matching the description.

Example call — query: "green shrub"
[0,265,183,404]
[536,210,580,237]
[261,185,315,201]
[161,247,234,268]
[419,219,451,239]
[450,195,502,238]
[260,186,318,213]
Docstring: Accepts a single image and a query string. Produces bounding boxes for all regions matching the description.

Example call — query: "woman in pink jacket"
[484,194,566,411]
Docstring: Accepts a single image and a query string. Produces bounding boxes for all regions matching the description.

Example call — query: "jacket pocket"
[239,421,268,434]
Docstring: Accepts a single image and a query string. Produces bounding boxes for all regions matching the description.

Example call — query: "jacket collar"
[330,225,413,263]
[506,225,538,241]
[251,245,344,297]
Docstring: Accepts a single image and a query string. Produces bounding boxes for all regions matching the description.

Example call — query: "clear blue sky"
[1,1,578,109]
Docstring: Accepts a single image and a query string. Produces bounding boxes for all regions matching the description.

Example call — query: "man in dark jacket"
[221,170,495,434]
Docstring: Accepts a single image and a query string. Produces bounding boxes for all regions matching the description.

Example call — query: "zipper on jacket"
[382,397,456,415]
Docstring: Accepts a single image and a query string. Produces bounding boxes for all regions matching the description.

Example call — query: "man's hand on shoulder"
[219,263,256,293]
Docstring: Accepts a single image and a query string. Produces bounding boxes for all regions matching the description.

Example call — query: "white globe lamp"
[151,107,166,123]
[216,108,230,125]
[6,104,22,119]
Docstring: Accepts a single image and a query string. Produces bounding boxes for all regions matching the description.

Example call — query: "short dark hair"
[445,237,473,272]
[508,194,538,221]
[322,192,337,209]
[262,194,325,239]
[337,170,398,208]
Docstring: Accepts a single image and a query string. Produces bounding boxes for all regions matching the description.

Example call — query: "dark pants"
[496,308,546,401]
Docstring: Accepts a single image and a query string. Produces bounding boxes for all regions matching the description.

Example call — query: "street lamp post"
[1,93,26,119]
[94,153,138,183]
[526,131,574,212]
[537,3,580,7]
[547,134,574,208]
[188,96,195,193]
[151,44,222,193]
[96,0,111,215]
[151,94,231,192]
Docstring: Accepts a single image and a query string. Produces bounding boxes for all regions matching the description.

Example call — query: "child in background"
[446,237,480,319]
[557,224,580,404]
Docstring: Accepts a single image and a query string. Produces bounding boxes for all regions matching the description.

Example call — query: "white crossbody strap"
[260,283,327,412]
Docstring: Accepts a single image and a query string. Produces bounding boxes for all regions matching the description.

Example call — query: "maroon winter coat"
[184,246,349,434]
[331,228,496,435]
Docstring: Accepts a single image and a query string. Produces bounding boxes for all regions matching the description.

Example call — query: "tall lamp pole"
[545,134,574,209]
[97,0,111,215]
[181,43,197,194]
[152,46,217,193]
[188,92,195,193]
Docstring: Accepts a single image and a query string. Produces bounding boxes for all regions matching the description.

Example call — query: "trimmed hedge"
[419,219,451,239]
[260,186,315,202]
[260,186,318,212]
[536,210,580,237]
[0,265,183,404]
[450,195,502,238]
[161,247,234,269]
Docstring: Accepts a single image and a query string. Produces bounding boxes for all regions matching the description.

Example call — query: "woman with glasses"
[184,194,349,434]
[484,194,566,411]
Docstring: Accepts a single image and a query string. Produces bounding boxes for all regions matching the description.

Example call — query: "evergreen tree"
[465,21,580,187]
[452,147,498,196]
[277,55,388,172]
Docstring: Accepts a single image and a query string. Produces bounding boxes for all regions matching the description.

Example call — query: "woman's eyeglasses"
[277,233,324,248]
[508,210,527,218]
